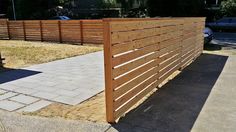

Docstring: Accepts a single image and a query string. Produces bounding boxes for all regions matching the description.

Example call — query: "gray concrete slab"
[0,100,25,111]
[0,89,7,95]
[0,51,104,105]
[191,56,236,132]
[9,95,39,105]
[0,92,18,100]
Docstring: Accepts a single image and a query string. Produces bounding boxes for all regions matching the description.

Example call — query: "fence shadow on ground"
[111,53,228,132]
[0,68,41,84]
[204,43,222,51]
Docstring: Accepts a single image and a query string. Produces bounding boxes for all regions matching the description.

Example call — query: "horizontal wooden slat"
[114,67,158,98]
[112,43,159,67]
[114,80,158,119]
[159,58,180,76]
[114,73,158,109]
[113,60,157,88]
[112,52,158,78]
[112,35,161,55]
[111,27,161,44]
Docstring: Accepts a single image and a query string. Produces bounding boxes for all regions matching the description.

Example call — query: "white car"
[204,27,213,44]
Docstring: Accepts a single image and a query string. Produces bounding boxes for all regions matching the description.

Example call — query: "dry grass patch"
[0,40,103,69]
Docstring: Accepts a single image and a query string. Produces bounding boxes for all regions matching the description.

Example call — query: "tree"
[147,0,205,17]
[115,0,148,17]
[7,0,71,19]
[0,0,8,14]
[220,0,236,16]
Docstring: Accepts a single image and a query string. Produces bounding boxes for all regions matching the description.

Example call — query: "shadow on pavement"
[204,43,222,51]
[0,68,41,84]
[111,53,228,132]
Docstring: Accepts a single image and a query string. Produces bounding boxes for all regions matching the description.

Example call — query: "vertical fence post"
[22,21,26,40]
[6,20,10,40]
[103,19,115,123]
[58,21,62,43]
[39,21,43,42]
[179,21,184,70]
[80,20,84,45]
[0,53,3,68]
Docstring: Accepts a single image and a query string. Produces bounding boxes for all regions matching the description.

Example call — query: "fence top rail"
[3,19,102,22]
[103,17,206,22]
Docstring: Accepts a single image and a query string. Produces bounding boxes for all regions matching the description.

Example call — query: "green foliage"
[115,0,148,17]
[7,0,71,19]
[220,0,236,16]
[101,0,118,8]
[6,0,207,19]
[147,0,205,17]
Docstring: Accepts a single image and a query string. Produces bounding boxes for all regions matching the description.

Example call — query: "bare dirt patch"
[0,40,102,69]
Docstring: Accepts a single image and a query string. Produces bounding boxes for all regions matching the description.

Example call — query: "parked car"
[206,17,236,32]
[49,16,71,20]
[204,27,213,44]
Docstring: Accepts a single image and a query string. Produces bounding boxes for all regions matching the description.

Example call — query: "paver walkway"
[0,51,104,112]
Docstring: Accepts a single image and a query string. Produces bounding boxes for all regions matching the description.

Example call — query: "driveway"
[0,51,104,112]
[108,43,236,131]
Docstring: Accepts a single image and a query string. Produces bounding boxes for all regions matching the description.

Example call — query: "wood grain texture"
[103,19,115,123]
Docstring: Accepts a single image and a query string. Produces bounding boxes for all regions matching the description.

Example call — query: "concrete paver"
[0,92,18,100]
[17,100,52,112]
[51,96,82,105]
[0,100,24,111]
[0,91,51,113]
[10,95,39,105]
[0,84,19,91]
[0,89,7,95]
[54,89,80,97]
[13,87,38,95]
[32,92,59,99]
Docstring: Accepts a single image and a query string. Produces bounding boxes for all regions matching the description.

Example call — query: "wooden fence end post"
[103,19,115,123]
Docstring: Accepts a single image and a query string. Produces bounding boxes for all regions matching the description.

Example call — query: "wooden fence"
[103,18,205,123]
[0,19,103,44]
